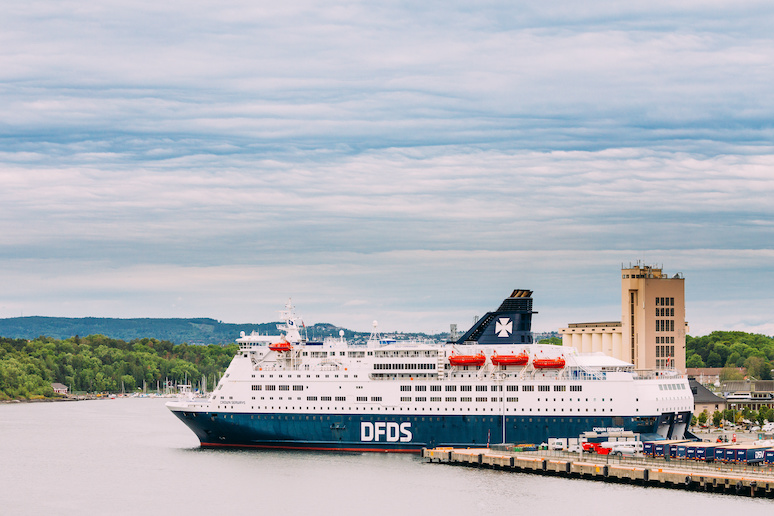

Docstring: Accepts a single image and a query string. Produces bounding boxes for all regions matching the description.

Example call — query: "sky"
[1,1,773,336]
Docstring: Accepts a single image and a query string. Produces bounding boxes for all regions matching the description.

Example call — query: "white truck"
[602,440,643,456]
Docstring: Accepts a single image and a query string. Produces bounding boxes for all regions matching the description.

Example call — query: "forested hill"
[686,331,774,379]
[0,317,362,345]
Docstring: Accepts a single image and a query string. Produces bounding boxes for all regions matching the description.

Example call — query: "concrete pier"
[422,447,774,498]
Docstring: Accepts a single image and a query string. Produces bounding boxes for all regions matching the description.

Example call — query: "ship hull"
[171,408,686,452]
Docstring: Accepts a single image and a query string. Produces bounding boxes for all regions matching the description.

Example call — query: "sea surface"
[0,398,771,515]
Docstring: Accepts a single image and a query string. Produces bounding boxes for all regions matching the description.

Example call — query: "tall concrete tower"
[560,263,688,372]
[621,263,687,371]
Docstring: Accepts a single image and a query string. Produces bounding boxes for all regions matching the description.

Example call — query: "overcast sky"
[2,1,773,336]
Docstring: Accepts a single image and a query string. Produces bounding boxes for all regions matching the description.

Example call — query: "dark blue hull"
[172,410,673,452]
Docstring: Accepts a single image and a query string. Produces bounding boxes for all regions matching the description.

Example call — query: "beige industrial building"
[559,263,688,372]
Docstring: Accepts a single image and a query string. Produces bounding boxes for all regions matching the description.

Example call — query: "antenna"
[369,320,381,342]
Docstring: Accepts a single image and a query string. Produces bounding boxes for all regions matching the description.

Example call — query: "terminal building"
[559,263,688,372]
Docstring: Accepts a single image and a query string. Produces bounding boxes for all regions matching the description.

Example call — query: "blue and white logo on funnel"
[495,317,512,337]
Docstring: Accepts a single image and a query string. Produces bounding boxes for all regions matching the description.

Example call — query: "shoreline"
[1,394,177,404]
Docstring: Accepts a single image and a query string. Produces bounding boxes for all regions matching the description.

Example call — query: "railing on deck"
[512,449,774,477]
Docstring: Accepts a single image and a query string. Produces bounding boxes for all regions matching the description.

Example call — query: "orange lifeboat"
[491,351,529,366]
[269,341,292,352]
[448,352,486,367]
[532,356,565,369]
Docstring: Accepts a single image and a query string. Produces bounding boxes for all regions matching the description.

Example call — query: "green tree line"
[0,335,237,400]
[3,330,772,400]
[686,331,774,379]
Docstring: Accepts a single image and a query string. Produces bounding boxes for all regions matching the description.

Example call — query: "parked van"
[609,444,638,457]
[602,441,643,453]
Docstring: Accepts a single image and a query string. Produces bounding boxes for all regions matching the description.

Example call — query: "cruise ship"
[167,290,694,451]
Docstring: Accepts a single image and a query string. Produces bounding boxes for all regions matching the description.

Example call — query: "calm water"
[0,398,771,515]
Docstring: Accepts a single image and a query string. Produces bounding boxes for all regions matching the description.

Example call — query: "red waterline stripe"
[200,442,422,453]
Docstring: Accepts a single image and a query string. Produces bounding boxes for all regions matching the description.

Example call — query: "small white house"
[51,383,69,395]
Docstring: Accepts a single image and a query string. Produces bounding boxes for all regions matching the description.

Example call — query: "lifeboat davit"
[269,341,292,352]
[491,352,529,366]
[448,352,486,367]
[532,356,565,369]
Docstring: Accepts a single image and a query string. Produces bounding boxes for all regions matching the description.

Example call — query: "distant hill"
[0,316,442,345]
[0,317,365,345]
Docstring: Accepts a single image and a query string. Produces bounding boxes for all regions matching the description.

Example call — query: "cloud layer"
[1,2,773,335]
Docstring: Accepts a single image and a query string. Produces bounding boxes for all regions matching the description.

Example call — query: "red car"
[582,442,612,455]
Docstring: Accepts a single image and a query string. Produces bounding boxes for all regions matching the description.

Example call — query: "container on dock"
[713,444,750,462]
[691,442,734,462]
[723,443,773,464]
[675,442,691,459]
[651,439,691,458]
